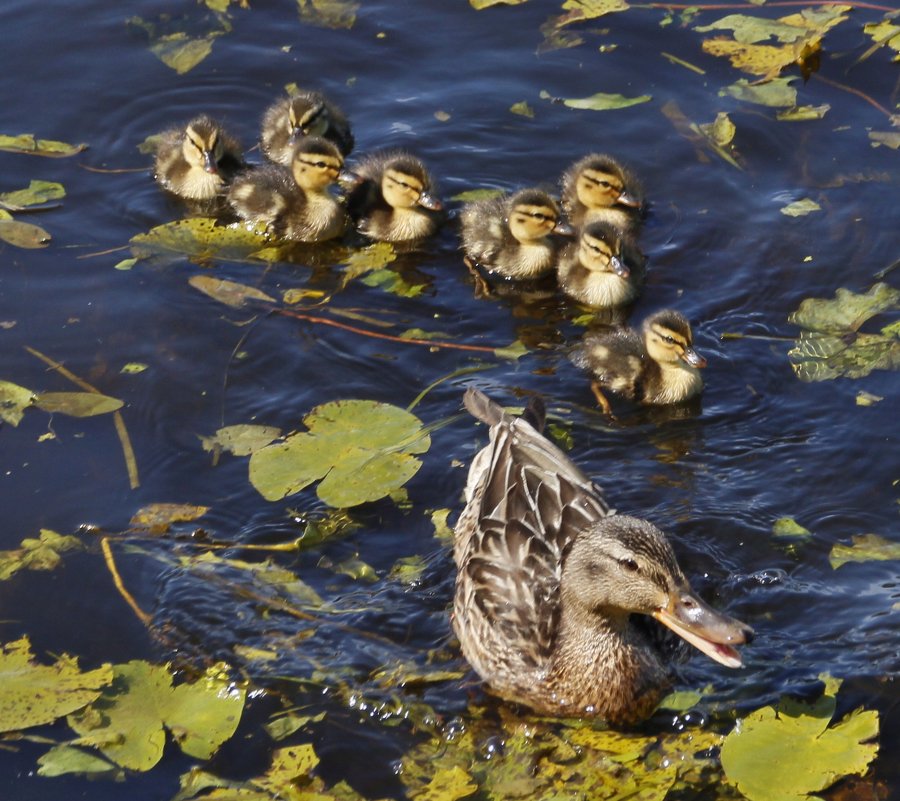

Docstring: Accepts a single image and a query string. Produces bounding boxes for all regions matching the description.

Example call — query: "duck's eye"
[315,160,328,168]
[663,335,677,345]
[619,558,639,573]
[531,212,552,222]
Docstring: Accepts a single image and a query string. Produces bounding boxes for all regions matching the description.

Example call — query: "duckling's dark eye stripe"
[386,174,419,192]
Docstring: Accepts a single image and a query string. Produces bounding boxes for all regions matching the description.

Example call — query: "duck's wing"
[460,389,611,664]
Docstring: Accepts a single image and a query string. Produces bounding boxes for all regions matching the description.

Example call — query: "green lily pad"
[0,218,51,248]
[0,529,83,581]
[67,661,245,771]
[0,180,65,210]
[201,424,282,457]
[0,637,113,733]
[720,77,797,108]
[130,218,271,264]
[450,188,505,202]
[542,89,651,110]
[34,391,123,417]
[0,379,35,426]
[721,678,879,801]
[0,134,87,158]
[249,399,430,507]
[829,533,900,569]
[189,275,278,308]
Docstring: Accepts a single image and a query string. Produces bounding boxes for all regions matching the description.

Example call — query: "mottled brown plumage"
[260,90,354,166]
[453,388,751,723]
[561,154,644,233]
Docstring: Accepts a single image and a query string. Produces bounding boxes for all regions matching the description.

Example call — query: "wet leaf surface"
[471,0,528,8]
[37,745,118,778]
[34,391,123,417]
[0,180,65,210]
[0,379,35,426]
[130,218,271,264]
[780,198,821,217]
[830,533,900,569]
[249,399,431,507]
[189,275,278,308]
[201,424,282,457]
[130,503,210,528]
[0,529,83,581]
[0,637,113,733]
[772,516,812,540]
[0,218,51,248]
[721,77,797,107]
[0,133,87,157]
[541,88,651,110]
[721,678,879,801]
[297,0,359,30]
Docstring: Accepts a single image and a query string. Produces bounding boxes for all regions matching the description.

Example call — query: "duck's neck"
[549,606,668,723]
[648,361,703,404]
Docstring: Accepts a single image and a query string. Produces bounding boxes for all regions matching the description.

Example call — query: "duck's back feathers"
[575,327,648,400]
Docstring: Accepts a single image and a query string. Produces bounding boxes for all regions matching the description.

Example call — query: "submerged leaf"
[413,766,477,801]
[249,399,430,507]
[0,219,51,248]
[721,77,797,107]
[34,391,123,417]
[296,0,359,29]
[509,101,535,117]
[0,134,87,157]
[471,0,528,6]
[0,637,113,733]
[789,283,899,333]
[829,533,900,569]
[0,379,35,426]
[780,198,821,217]
[772,517,812,540]
[869,131,900,149]
[189,275,277,308]
[151,32,218,74]
[0,180,65,210]
[130,503,210,528]
[201,425,282,457]
[776,104,830,121]
[0,529,83,582]
[552,90,651,110]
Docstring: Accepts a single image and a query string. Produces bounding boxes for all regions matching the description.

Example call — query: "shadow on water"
[0,0,898,797]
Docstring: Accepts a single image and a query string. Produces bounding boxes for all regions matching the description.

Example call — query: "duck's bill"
[616,190,641,209]
[202,152,219,175]
[417,191,443,211]
[611,255,630,278]
[652,593,753,669]
[681,347,707,369]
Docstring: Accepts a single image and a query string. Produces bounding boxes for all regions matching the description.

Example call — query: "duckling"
[260,90,354,166]
[227,137,350,243]
[561,154,644,232]
[557,221,646,310]
[153,115,243,202]
[346,151,443,242]
[460,189,573,287]
[575,309,707,412]
[454,388,752,723]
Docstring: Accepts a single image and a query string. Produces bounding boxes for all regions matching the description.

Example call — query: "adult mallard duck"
[227,136,351,243]
[557,220,646,310]
[453,388,752,724]
[153,115,243,203]
[460,189,573,288]
[260,89,354,166]
[346,151,443,242]
[561,154,644,232]
[575,309,706,413]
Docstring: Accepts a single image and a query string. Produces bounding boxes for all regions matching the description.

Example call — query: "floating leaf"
[869,131,900,149]
[37,745,118,777]
[772,516,812,540]
[0,218,51,248]
[341,241,398,284]
[151,32,218,74]
[264,711,326,741]
[130,218,270,264]
[721,680,879,801]
[855,390,883,406]
[863,18,900,61]
[789,283,899,334]
[0,529,83,582]
[429,508,454,542]
[494,339,528,360]
[699,111,736,146]
[361,268,425,298]
[201,424,282,457]
[67,662,245,771]
[780,198,821,217]
[114,257,138,271]
[721,77,797,107]
[389,554,428,584]
[297,0,359,29]
[121,362,148,375]
[471,0,528,7]
[0,134,87,158]
[450,188,505,202]
[545,89,651,110]
[0,180,65,210]
[0,379,34,426]
[189,275,277,308]
[34,391,123,417]
[509,101,535,117]
[130,503,210,528]
[776,104,830,121]
[249,399,430,507]
[321,553,378,581]
[545,0,629,33]
[0,637,113,733]
[829,533,900,569]
[412,766,477,801]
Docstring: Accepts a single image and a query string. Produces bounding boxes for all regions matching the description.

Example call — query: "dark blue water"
[1,0,898,797]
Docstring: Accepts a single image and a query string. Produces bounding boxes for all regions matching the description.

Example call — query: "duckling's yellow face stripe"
[577,169,625,208]
[184,125,222,172]
[647,324,691,362]
[579,231,619,269]
[293,152,344,188]
[383,169,425,208]
[509,203,558,238]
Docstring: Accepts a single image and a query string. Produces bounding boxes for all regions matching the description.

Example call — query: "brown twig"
[78,164,147,174]
[76,245,130,260]
[811,72,895,120]
[24,346,140,489]
[101,537,152,626]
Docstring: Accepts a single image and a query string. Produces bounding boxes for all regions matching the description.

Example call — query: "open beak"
[652,590,753,669]
[682,346,707,369]
[202,150,219,175]
[616,190,641,209]
[610,255,630,278]
[417,191,443,211]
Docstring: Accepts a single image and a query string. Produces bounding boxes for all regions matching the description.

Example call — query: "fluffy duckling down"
[260,89,354,166]
[561,154,643,233]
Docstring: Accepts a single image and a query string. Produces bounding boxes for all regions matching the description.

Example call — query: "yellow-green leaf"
[471,0,528,6]
[0,379,35,426]
[450,188,505,202]
[201,424,282,457]
[776,104,829,121]
[0,134,87,157]
[0,637,113,732]
[34,391,123,417]
[780,198,821,217]
[772,516,812,540]
[130,503,210,528]
[37,745,118,777]
[720,77,797,107]
[0,218,51,248]
[297,0,359,29]
[0,529,82,581]
[0,180,65,210]
[130,218,271,264]
[869,131,900,149]
[545,89,651,110]
[509,100,535,117]
[411,766,477,801]
[829,533,900,569]
[189,275,277,308]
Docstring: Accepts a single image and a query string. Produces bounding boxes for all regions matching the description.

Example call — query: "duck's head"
[380,154,442,211]
[507,189,573,243]
[571,155,642,212]
[576,221,629,277]
[563,515,753,668]
[642,310,707,369]
[286,93,331,142]
[181,116,228,175]
[290,137,347,191]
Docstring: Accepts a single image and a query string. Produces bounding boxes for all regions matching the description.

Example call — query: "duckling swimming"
[346,151,442,243]
[460,189,573,286]
[575,309,707,412]
[454,388,752,723]
[227,137,350,243]
[561,154,644,232]
[153,115,243,203]
[557,221,646,310]
[260,90,354,166]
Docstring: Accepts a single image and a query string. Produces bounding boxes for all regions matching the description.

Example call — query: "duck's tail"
[463,387,545,432]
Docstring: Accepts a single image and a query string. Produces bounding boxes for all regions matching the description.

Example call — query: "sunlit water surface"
[0,0,898,798]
